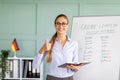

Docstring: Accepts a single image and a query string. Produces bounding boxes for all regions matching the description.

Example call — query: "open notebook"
[58,62,91,67]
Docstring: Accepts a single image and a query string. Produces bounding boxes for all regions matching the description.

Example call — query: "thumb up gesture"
[44,40,51,51]
[39,39,51,54]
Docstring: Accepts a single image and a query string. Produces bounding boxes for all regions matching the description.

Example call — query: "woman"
[33,14,80,80]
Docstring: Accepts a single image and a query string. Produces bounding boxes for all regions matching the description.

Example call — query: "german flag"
[11,38,19,53]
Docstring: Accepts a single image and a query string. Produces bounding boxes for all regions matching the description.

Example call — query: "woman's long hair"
[46,14,69,63]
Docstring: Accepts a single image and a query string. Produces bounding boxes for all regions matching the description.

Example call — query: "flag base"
[13,53,17,58]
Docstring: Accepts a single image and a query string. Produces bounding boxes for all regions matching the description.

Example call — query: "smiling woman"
[54,14,69,36]
[32,14,81,80]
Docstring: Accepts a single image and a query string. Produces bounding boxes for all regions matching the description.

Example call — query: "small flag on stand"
[11,38,19,57]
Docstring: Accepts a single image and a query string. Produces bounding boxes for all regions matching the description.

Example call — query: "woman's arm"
[32,40,51,69]
[32,53,46,69]
[67,41,80,71]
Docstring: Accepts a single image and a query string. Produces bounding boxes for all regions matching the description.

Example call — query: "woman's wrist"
[39,47,45,54]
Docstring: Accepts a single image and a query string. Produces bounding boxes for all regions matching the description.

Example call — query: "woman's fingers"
[66,64,80,71]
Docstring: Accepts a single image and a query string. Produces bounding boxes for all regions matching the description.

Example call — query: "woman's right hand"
[39,40,51,54]
[66,64,81,72]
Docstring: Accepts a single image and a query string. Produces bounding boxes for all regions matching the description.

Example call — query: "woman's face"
[55,17,68,35]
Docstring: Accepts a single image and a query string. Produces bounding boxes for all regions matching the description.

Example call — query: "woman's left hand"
[66,64,81,71]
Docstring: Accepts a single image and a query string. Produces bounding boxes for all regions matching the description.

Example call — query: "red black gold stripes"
[11,38,19,53]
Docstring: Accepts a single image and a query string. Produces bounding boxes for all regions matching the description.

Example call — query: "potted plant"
[0,50,10,80]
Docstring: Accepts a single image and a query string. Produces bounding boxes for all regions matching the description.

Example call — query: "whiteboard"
[71,16,120,80]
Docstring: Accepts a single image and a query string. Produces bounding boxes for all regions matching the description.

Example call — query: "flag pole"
[14,52,17,58]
